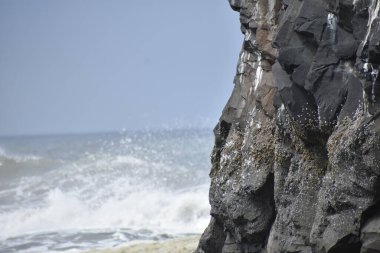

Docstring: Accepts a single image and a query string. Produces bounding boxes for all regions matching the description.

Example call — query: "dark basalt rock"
[196,0,380,252]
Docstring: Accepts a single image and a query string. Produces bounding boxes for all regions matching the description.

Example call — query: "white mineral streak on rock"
[238,51,246,73]
[317,104,322,126]
[361,0,380,104]
[368,0,380,28]
[256,121,262,129]
[254,54,263,92]
[363,86,370,116]
[364,62,369,72]
[362,0,380,50]
[267,0,278,23]
[280,104,285,112]
[327,13,337,43]
[371,68,378,102]
[344,61,354,74]
[245,29,252,42]
[343,61,354,83]
[238,51,247,83]
[248,106,257,128]
[239,74,244,84]
[363,63,378,103]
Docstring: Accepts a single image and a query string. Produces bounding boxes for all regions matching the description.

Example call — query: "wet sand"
[84,235,200,253]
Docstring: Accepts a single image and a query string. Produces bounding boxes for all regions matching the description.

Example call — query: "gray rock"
[196,0,380,252]
[361,204,380,253]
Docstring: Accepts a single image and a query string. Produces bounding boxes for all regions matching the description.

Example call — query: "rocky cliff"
[196,0,380,252]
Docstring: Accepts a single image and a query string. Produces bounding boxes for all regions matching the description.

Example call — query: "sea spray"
[0,129,213,252]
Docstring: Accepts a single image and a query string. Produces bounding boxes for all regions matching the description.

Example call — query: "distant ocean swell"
[0,130,212,252]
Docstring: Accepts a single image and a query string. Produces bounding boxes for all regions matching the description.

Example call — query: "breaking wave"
[0,130,213,252]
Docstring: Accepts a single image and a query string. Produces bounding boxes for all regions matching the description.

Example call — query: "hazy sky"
[0,0,241,136]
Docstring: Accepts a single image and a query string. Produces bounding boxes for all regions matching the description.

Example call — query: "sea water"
[0,129,213,252]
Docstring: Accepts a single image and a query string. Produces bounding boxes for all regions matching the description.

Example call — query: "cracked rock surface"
[196,0,380,252]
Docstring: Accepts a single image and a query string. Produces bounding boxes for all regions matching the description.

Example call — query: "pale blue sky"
[0,0,241,136]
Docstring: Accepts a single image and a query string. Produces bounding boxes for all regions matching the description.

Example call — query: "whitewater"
[0,129,213,252]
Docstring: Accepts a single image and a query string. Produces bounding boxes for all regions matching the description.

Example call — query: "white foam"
[0,131,213,252]
[112,155,146,166]
[0,184,210,240]
[0,146,42,163]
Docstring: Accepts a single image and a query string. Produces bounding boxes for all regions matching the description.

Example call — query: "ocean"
[0,129,213,253]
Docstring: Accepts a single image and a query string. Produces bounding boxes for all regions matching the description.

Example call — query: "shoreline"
[83,235,200,253]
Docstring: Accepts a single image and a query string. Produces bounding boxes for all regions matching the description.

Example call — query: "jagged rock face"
[197,0,380,252]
